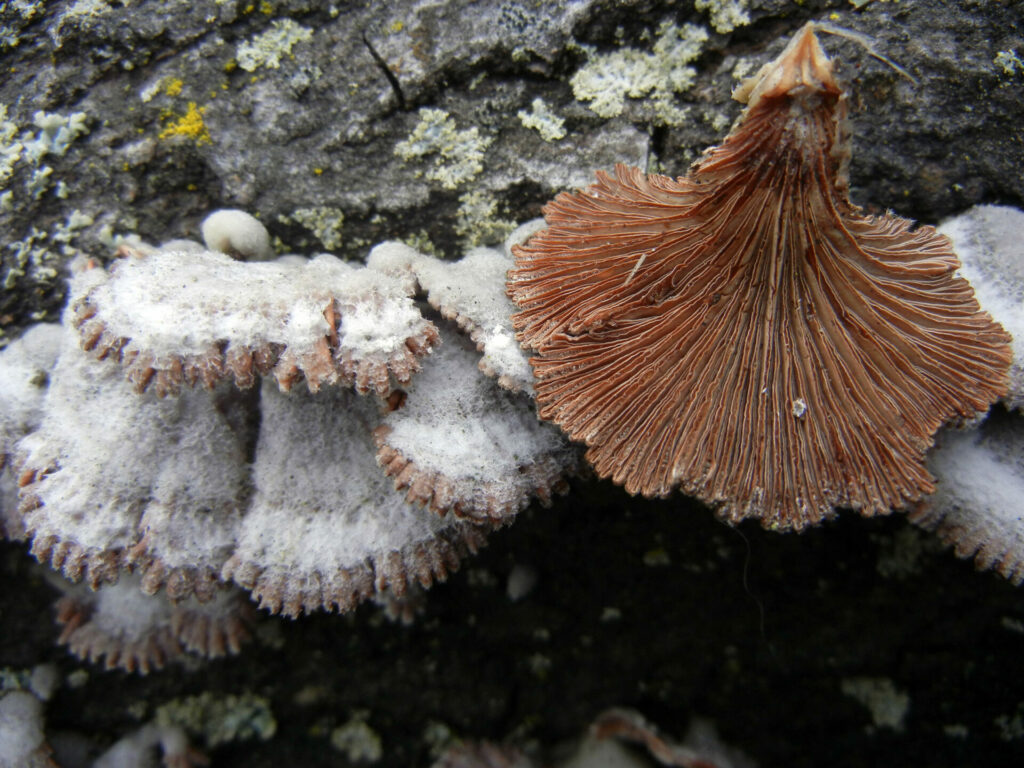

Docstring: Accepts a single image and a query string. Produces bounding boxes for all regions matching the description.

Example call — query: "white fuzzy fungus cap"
[200,208,273,261]
[0,323,62,540]
[72,248,439,397]
[367,241,534,394]
[939,205,1024,411]
[54,574,253,674]
[17,324,250,595]
[0,324,62,465]
[8,232,584,636]
[223,381,488,617]
[375,323,576,522]
[911,413,1024,584]
[14,321,489,620]
[93,721,200,768]
[0,692,48,768]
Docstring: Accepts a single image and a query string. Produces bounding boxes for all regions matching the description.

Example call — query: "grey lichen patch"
[2,211,93,338]
[330,712,383,763]
[400,231,442,257]
[394,109,493,190]
[1,106,90,201]
[695,0,751,34]
[570,21,708,125]
[0,1,41,51]
[994,49,1024,77]
[49,0,116,46]
[517,98,567,142]
[155,691,277,747]
[281,206,345,251]
[840,678,910,732]
[996,702,1024,740]
[237,19,313,72]
[873,526,941,580]
[454,190,516,248]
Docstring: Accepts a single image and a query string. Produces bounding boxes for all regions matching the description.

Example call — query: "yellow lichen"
[158,102,211,146]
[164,78,184,97]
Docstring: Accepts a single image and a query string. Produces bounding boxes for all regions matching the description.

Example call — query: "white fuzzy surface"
[923,414,1024,580]
[18,328,246,560]
[940,205,1024,410]
[234,381,457,575]
[84,249,427,364]
[367,242,534,392]
[91,577,173,640]
[0,691,45,768]
[383,327,566,485]
[200,208,273,261]
[0,323,62,457]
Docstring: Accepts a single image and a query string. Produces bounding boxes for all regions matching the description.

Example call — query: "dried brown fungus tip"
[373,322,576,523]
[508,24,1012,529]
[72,247,439,397]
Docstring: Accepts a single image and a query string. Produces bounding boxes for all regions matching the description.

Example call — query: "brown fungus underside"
[508,25,1012,529]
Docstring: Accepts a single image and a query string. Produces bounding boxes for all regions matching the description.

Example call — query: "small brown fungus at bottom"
[508,23,1012,529]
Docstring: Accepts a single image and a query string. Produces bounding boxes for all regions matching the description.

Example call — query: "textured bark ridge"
[509,25,1012,529]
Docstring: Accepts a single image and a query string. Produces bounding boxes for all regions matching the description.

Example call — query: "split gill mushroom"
[508,23,1012,530]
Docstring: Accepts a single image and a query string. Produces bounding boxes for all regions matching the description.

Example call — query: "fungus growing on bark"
[7,228,576,630]
[373,323,574,523]
[220,380,489,617]
[937,205,1024,412]
[200,208,274,261]
[54,576,254,674]
[367,228,539,395]
[910,411,1024,584]
[509,23,1012,528]
[72,247,439,397]
[17,328,250,597]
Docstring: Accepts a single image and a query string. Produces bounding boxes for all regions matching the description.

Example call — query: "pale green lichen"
[695,0,751,34]
[704,110,731,133]
[26,166,52,199]
[570,21,708,126]
[1,107,89,204]
[454,190,516,247]
[840,677,910,732]
[400,230,442,257]
[995,49,1024,76]
[281,206,345,250]
[155,692,276,747]
[3,209,93,291]
[394,108,493,189]
[237,19,313,72]
[731,57,756,81]
[517,98,567,141]
[1,105,21,187]
[330,713,383,762]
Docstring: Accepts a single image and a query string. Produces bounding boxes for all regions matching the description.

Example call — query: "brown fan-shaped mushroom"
[509,24,1012,529]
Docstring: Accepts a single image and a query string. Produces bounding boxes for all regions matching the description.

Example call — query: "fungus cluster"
[0,212,577,672]
[2,23,1023,688]
[509,24,1013,530]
